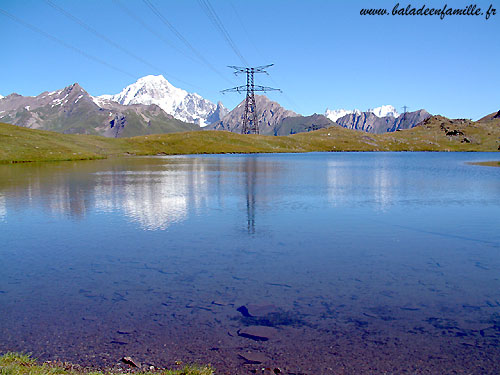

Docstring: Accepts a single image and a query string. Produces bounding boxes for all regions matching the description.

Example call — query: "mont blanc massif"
[0,75,431,137]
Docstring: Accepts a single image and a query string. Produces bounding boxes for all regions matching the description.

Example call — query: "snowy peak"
[97,75,222,126]
[368,105,399,118]
[0,95,4,100]
[110,75,187,109]
[325,108,361,122]
[325,105,400,122]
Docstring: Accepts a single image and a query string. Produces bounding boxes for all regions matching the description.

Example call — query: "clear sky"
[0,0,499,119]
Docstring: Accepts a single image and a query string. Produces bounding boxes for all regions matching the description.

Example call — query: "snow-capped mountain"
[325,108,361,122]
[96,75,225,127]
[325,105,400,122]
[368,105,400,118]
[0,95,4,100]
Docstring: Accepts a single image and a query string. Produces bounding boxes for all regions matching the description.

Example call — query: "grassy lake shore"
[0,353,214,375]
[467,161,500,167]
[1,115,498,163]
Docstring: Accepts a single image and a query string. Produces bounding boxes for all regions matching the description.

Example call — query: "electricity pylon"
[402,105,409,123]
[222,64,281,134]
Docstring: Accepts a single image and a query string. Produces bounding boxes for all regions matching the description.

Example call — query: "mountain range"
[207,96,429,135]
[334,109,431,134]
[0,83,198,137]
[325,105,400,122]
[0,75,431,137]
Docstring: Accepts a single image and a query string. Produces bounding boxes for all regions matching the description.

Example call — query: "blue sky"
[0,0,498,119]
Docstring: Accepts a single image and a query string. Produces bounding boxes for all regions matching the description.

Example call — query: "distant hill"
[478,110,500,122]
[0,83,199,137]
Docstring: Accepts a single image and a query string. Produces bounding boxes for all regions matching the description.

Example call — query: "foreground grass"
[0,353,214,375]
[1,115,498,163]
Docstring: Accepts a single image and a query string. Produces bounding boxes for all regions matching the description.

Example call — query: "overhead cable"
[142,0,233,85]
[44,0,197,89]
[0,7,135,78]
[198,0,248,66]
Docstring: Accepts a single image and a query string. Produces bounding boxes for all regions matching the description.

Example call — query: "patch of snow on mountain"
[91,95,112,107]
[0,95,3,100]
[325,108,361,122]
[368,105,400,118]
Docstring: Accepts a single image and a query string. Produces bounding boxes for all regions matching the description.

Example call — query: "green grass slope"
[0,122,124,162]
[1,115,498,163]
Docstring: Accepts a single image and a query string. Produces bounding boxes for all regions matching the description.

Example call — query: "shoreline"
[2,151,500,165]
[0,352,214,375]
[467,160,500,167]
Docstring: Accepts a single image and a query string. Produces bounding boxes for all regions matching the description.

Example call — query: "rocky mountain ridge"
[335,109,431,134]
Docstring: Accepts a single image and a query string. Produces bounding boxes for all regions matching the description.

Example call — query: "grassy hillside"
[1,115,498,163]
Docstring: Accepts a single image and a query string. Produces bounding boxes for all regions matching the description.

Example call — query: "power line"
[228,2,263,63]
[198,0,297,115]
[227,0,300,114]
[197,0,248,66]
[44,0,197,89]
[142,0,233,85]
[0,7,135,78]
[112,0,199,66]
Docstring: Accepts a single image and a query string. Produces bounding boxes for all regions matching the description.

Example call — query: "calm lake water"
[1,152,499,374]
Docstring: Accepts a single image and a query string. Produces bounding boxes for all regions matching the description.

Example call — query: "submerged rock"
[238,326,277,341]
[121,356,140,368]
[237,303,278,317]
[117,328,133,335]
[238,351,268,364]
[237,305,252,317]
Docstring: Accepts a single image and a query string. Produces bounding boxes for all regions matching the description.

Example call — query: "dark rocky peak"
[206,101,229,124]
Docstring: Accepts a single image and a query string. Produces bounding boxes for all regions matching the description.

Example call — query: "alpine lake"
[1,152,499,374]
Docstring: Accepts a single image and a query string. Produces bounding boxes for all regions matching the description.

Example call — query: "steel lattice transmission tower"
[221,64,281,134]
[402,105,409,122]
